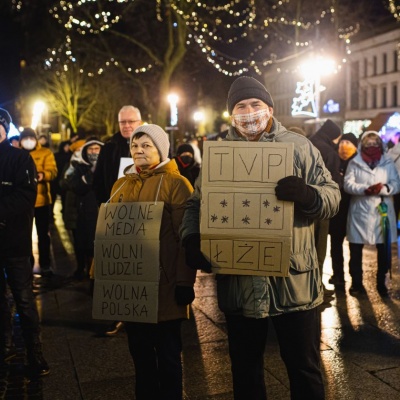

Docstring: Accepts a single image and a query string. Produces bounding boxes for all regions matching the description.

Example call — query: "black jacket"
[92,132,130,204]
[0,139,37,258]
[310,133,342,186]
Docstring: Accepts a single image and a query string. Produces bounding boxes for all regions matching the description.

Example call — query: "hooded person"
[180,76,340,400]
[0,108,49,376]
[328,132,359,286]
[309,119,343,287]
[60,138,103,279]
[20,127,57,277]
[173,143,200,187]
[344,130,400,296]
[0,108,11,135]
[99,124,196,399]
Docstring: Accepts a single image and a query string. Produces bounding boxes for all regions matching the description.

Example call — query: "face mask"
[87,153,99,164]
[21,138,37,151]
[338,142,357,160]
[177,155,194,168]
[231,109,270,140]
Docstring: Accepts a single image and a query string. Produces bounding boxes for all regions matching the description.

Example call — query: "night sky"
[0,0,396,123]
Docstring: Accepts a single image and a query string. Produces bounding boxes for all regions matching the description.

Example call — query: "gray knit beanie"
[130,124,170,161]
[227,76,274,114]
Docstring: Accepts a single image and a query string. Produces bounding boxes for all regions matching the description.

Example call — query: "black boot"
[0,311,16,363]
[26,341,50,377]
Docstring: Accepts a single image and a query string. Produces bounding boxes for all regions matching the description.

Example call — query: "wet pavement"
[1,200,400,399]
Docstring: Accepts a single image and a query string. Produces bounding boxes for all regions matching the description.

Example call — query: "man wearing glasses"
[93,105,142,204]
[92,105,142,337]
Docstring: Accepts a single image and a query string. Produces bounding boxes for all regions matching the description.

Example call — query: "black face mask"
[177,155,194,168]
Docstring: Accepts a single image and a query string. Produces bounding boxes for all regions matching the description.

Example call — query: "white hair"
[119,105,141,120]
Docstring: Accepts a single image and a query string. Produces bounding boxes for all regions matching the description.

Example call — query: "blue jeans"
[125,319,183,400]
[225,308,324,400]
[0,257,40,348]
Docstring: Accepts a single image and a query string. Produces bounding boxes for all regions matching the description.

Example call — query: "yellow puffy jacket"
[29,143,58,207]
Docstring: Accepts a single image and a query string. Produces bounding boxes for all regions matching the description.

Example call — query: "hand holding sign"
[275,176,317,208]
[184,234,212,273]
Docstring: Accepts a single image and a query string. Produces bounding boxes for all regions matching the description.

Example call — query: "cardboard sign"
[92,202,164,323]
[201,141,294,277]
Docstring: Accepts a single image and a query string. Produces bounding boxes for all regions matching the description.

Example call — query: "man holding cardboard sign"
[180,76,340,400]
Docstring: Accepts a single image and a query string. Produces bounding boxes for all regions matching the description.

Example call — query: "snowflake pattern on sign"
[207,192,284,230]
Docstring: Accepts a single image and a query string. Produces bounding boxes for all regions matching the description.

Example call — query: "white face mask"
[21,138,37,151]
[231,109,271,140]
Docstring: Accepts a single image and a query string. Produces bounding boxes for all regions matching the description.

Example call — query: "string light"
[388,0,400,22]
[44,0,383,78]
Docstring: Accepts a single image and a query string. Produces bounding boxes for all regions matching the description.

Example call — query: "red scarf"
[361,146,381,168]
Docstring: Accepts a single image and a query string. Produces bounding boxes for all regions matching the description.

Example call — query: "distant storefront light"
[322,99,340,114]
[343,120,371,137]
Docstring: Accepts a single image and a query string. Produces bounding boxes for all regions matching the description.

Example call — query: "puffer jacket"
[344,152,400,245]
[180,117,340,318]
[108,158,196,322]
[28,143,57,207]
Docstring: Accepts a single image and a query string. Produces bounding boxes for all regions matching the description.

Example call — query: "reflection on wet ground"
[1,200,400,399]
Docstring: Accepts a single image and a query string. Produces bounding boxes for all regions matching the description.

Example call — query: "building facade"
[263,27,400,139]
[345,27,400,139]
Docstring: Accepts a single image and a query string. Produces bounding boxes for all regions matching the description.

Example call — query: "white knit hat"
[130,124,170,161]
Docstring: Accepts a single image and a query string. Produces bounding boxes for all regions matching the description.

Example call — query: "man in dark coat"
[0,108,49,376]
[93,105,142,204]
[92,105,142,336]
[310,119,342,287]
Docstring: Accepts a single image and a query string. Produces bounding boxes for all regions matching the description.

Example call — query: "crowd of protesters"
[1,75,399,399]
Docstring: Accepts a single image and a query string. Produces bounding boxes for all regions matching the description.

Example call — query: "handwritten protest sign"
[201,141,294,276]
[92,202,164,323]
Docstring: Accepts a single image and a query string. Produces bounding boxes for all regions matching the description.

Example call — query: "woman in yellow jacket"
[20,128,57,276]
[107,124,196,400]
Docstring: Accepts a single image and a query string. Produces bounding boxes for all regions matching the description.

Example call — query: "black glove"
[275,176,317,208]
[175,286,195,305]
[184,234,212,273]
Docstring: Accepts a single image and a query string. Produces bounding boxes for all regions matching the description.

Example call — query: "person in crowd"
[93,105,142,205]
[215,122,229,140]
[19,128,57,277]
[180,76,340,400]
[8,135,20,147]
[38,134,50,148]
[188,137,202,167]
[101,124,196,399]
[50,140,72,219]
[61,138,103,280]
[309,119,342,289]
[92,105,142,336]
[0,108,49,376]
[387,131,400,228]
[174,143,200,187]
[328,133,358,286]
[344,131,400,296]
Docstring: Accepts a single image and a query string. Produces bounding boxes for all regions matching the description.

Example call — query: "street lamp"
[167,93,179,155]
[193,110,205,135]
[31,101,46,133]
[167,93,179,126]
